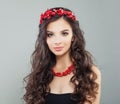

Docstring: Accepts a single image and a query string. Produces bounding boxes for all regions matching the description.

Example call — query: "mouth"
[54,47,63,51]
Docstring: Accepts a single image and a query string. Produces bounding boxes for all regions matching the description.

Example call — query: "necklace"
[52,63,74,77]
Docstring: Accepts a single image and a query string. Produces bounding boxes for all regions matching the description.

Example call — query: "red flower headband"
[40,8,76,24]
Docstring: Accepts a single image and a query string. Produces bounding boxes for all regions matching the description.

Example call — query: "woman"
[24,7,101,104]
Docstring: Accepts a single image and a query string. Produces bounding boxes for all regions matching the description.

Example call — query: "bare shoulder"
[91,65,101,104]
[91,65,101,85]
[91,65,101,80]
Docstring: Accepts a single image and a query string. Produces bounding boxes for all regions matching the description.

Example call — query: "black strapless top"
[45,93,79,104]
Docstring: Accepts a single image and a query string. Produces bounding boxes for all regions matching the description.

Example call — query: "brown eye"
[47,33,53,37]
[62,32,69,36]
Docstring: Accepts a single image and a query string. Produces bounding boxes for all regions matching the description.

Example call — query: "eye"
[62,32,69,36]
[47,33,54,37]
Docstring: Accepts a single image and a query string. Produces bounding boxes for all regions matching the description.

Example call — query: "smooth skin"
[46,17,101,104]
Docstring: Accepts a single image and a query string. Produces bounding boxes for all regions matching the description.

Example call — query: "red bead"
[52,64,74,77]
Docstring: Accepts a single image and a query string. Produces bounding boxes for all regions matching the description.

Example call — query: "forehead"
[47,17,72,32]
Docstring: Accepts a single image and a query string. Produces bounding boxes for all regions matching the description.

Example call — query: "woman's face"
[46,17,73,57]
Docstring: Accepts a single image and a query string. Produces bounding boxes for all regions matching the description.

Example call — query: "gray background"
[0,0,120,104]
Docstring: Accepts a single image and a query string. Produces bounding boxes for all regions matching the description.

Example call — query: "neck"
[54,54,73,72]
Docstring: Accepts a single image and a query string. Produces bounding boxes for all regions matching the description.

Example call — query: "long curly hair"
[24,7,99,104]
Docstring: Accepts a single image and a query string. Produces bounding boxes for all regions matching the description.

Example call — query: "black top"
[45,93,79,104]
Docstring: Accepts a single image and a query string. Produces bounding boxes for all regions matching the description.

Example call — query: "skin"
[46,17,74,94]
[46,17,101,104]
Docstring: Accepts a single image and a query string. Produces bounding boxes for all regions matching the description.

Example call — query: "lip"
[54,47,63,51]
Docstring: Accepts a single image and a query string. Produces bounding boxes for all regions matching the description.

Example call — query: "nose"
[53,36,62,45]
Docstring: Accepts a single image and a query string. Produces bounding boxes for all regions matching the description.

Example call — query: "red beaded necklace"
[52,64,74,77]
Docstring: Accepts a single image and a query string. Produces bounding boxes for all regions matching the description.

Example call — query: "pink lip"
[54,47,63,51]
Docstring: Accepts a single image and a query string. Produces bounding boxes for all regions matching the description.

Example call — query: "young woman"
[24,7,101,104]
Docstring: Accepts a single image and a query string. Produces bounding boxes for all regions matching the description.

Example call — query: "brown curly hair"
[24,7,99,104]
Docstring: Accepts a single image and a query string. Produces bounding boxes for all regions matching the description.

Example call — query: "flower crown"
[40,8,76,24]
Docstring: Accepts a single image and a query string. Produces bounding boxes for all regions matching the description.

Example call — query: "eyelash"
[62,32,69,36]
[47,32,69,37]
[47,33,53,37]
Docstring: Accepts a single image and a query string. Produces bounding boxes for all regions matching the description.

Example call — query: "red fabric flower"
[56,9,64,16]
[40,8,76,24]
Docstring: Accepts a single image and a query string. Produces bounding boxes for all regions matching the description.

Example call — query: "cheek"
[46,39,52,48]
[46,39,49,47]
[64,37,72,44]
[46,38,51,44]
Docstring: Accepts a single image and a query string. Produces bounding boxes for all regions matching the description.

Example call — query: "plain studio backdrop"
[0,0,120,104]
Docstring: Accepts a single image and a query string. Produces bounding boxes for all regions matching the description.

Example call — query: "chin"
[54,53,64,56]
[52,51,64,56]
[53,51,69,57]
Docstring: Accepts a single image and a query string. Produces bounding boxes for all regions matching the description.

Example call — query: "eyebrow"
[47,29,70,33]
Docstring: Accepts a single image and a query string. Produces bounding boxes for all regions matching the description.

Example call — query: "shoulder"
[91,65,101,80]
[90,65,101,88]
[91,65,101,104]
